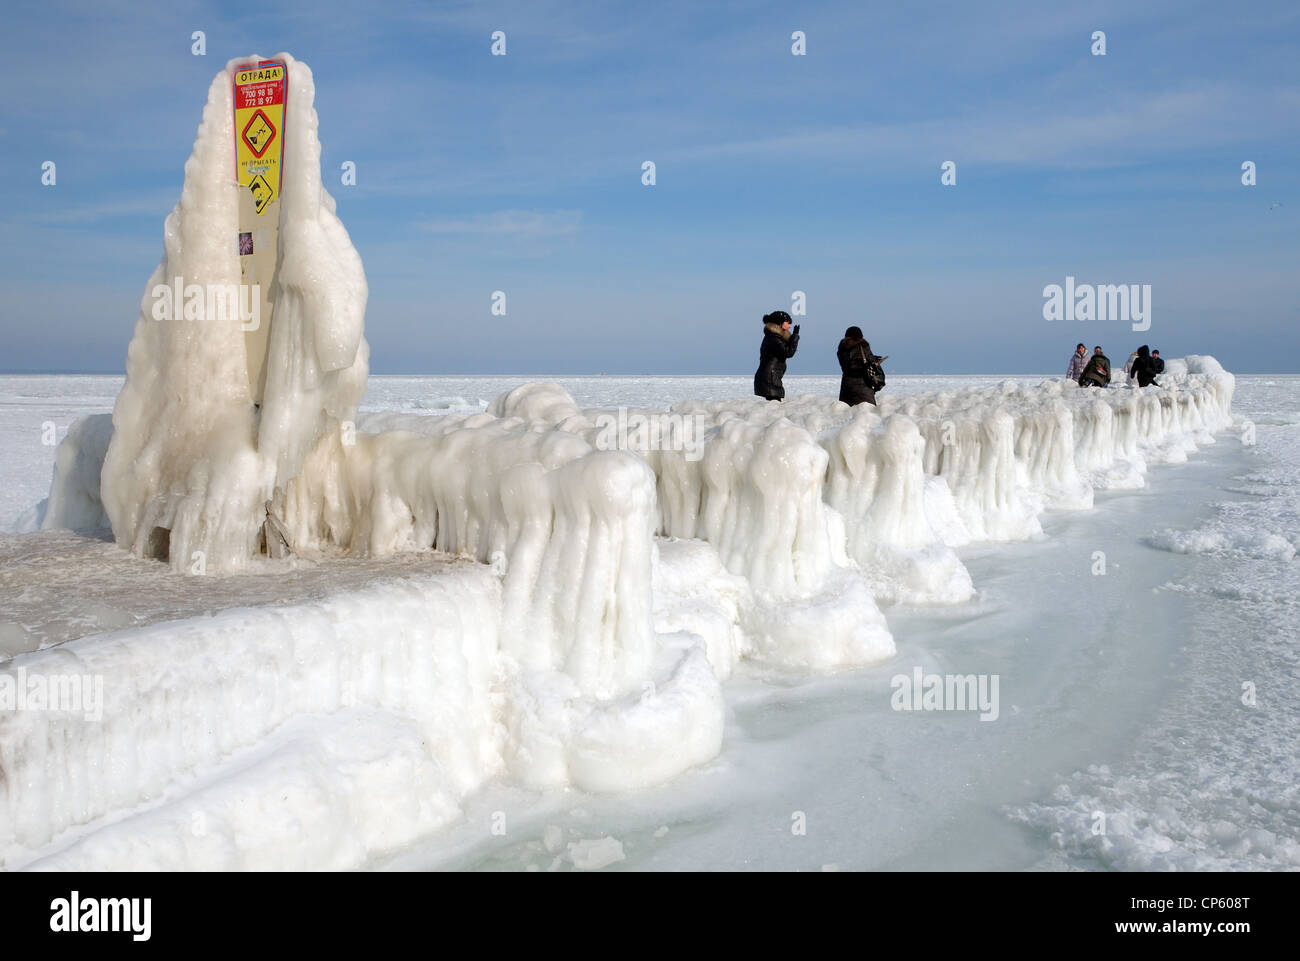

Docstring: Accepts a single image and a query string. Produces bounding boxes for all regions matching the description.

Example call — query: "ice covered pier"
[1,54,1236,870]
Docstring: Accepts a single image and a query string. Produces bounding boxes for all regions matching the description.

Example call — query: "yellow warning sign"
[243,112,275,156]
[233,61,286,215]
[249,173,274,214]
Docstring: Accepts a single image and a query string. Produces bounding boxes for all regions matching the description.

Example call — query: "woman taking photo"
[754,311,800,401]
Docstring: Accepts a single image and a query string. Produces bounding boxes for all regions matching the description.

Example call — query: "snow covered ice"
[3,356,1245,869]
[4,363,1291,871]
[0,52,1289,873]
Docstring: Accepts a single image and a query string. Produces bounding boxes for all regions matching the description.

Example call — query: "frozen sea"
[2,373,1298,871]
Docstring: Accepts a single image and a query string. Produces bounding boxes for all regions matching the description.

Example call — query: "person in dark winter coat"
[754,311,799,400]
[1129,344,1160,387]
[1150,349,1165,376]
[837,326,883,406]
[1079,346,1111,388]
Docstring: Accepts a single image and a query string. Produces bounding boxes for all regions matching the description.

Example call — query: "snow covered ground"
[1,370,1295,871]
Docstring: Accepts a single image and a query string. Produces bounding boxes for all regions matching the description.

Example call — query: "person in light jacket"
[1066,343,1088,382]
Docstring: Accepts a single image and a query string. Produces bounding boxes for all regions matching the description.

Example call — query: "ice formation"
[99,53,368,573]
[277,417,661,698]
[36,414,112,532]
[13,355,1236,869]
[3,568,500,869]
[7,49,1241,870]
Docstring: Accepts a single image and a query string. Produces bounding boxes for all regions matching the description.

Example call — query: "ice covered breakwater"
[388,355,1233,607]
[281,355,1234,681]
[7,357,1234,869]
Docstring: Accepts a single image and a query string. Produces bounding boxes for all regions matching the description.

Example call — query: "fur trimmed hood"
[764,322,792,340]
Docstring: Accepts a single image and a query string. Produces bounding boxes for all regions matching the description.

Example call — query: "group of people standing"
[752,321,1170,407]
[754,311,886,407]
[1065,343,1164,389]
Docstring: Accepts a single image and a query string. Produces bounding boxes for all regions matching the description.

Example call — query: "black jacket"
[837,336,878,406]
[1130,345,1160,387]
[754,324,799,400]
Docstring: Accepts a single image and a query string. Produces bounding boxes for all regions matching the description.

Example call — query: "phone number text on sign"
[238,84,281,108]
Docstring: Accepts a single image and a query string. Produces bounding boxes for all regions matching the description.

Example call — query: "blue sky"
[1,0,1298,374]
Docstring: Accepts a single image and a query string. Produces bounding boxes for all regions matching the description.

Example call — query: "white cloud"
[416,209,581,237]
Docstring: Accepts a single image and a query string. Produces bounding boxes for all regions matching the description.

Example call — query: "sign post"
[233,60,287,404]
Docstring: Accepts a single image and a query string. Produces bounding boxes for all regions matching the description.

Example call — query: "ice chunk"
[543,824,564,853]
[38,414,113,532]
[567,836,625,870]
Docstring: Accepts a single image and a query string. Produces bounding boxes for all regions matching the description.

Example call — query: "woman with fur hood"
[754,311,800,401]
[837,326,885,406]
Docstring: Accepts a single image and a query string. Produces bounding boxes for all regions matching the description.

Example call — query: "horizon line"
[2,369,1297,378]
